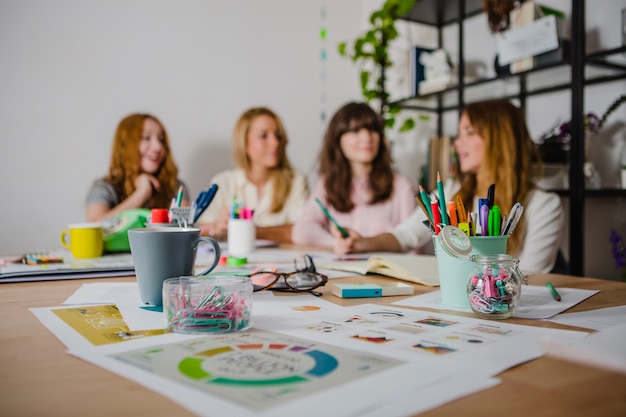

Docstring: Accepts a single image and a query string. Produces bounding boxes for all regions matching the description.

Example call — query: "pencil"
[175,185,184,207]
[546,281,561,301]
[418,184,433,220]
[437,172,449,225]
[415,194,433,229]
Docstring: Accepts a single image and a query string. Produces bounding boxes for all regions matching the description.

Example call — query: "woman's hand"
[134,174,160,204]
[331,227,362,255]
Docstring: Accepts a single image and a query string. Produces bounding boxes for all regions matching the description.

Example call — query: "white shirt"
[390,181,564,274]
[197,168,309,227]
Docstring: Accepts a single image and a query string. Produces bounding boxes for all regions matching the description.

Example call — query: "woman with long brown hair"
[86,113,188,222]
[336,99,565,274]
[291,102,416,251]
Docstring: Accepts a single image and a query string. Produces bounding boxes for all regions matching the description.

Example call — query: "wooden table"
[1,273,625,417]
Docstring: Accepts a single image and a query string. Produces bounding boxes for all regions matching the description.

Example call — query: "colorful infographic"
[112,329,404,411]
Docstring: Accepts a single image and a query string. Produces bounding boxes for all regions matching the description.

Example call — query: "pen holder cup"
[227,219,256,258]
[433,231,509,309]
[466,255,524,320]
[163,276,253,334]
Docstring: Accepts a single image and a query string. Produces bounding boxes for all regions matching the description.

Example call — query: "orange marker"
[447,201,458,226]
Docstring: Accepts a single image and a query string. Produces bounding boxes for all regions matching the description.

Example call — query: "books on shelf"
[319,253,439,287]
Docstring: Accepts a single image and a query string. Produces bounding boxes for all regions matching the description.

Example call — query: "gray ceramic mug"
[128,227,221,306]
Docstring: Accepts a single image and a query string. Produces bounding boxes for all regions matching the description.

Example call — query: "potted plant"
[537,94,626,188]
[337,0,419,133]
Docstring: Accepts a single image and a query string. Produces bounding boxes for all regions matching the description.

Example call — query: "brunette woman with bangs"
[335,99,566,274]
[196,107,308,242]
[291,102,416,251]
[86,113,189,222]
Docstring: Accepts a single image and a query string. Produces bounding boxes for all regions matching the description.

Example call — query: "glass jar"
[466,254,526,319]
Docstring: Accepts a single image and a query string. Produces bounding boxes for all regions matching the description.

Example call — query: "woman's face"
[455,113,485,175]
[339,127,380,166]
[246,114,282,169]
[139,118,165,174]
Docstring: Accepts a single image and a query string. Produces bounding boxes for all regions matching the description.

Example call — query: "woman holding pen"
[291,102,416,251]
[196,107,308,242]
[86,113,190,222]
[335,99,566,275]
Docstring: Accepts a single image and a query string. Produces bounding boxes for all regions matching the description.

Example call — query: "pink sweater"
[292,173,416,249]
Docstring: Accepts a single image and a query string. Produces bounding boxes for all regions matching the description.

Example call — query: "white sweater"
[390,182,564,274]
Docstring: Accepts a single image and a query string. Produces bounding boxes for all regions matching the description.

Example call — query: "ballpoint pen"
[502,202,523,235]
[315,198,349,238]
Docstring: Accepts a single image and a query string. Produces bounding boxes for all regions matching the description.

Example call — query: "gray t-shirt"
[85,178,190,208]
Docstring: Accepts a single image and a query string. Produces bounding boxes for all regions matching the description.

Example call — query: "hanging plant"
[337,0,419,133]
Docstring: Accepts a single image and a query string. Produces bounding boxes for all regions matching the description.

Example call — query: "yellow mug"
[60,223,104,258]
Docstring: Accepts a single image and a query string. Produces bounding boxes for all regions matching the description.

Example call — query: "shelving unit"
[395,0,626,276]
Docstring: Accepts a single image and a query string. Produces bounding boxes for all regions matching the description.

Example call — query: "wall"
[0,0,363,252]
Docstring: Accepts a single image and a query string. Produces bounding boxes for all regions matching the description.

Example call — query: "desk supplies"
[128,228,221,306]
[104,208,151,252]
[502,202,524,235]
[436,172,449,225]
[488,206,501,236]
[20,253,63,264]
[163,276,252,333]
[546,281,562,301]
[175,185,184,207]
[315,198,349,238]
[418,184,434,220]
[319,253,439,286]
[331,282,414,298]
[0,252,135,283]
[487,183,495,209]
[192,184,218,223]
[431,200,442,234]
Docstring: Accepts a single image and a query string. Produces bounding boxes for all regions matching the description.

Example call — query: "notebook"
[319,253,440,287]
[0,252,135,283]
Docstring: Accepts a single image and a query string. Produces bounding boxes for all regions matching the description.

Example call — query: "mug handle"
[60,229,71,250]
[193,237,221,276]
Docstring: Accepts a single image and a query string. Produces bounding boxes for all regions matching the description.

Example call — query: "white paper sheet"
[548,305,626,331]
[393,285,599,319]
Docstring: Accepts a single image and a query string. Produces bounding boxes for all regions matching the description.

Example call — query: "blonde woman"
[337,100,565,274]
[86,113,189,222]
[197,107,308,242]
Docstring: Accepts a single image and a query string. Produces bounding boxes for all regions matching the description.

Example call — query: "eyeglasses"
[249,255,328,297]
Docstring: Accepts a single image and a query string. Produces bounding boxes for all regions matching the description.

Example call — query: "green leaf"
[399,118,415,132]
[337,42,346,56]
[360,71,370,90]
